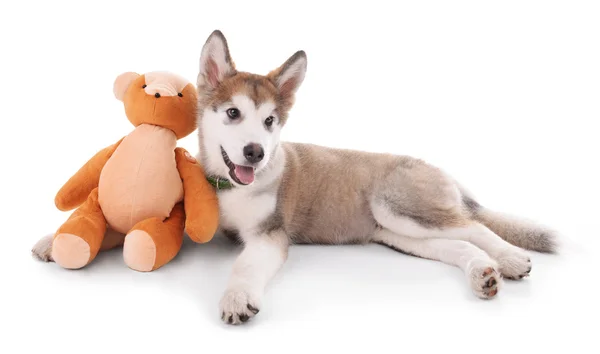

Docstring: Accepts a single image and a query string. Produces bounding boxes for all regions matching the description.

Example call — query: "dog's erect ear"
[197,30,235,90]
[268,51,307,100]
[113,72,140,101]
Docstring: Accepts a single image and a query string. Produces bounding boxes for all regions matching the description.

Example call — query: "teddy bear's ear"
[113,72,140,101]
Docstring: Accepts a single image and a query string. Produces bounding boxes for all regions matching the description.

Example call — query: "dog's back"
[277,142,412,244]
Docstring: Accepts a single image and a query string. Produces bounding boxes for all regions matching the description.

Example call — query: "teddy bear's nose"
[154,93,161,98]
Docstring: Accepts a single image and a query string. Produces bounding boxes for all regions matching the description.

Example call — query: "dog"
[32,30,558,325]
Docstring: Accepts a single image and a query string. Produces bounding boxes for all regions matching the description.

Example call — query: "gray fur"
[257,205,284,235]
[31,234,54,262]
[272,142,462,244]
[460,185,557,253]
[472,208,558,253]
[221,229,242,244]
[234,141,557,254]
[371,159,468,229]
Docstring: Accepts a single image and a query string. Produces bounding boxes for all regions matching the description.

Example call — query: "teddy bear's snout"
[144,83,178,97]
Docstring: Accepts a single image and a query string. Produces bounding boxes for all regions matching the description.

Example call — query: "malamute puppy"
[193,30,557,324]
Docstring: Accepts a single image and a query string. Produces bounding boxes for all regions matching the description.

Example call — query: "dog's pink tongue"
[234,165,255,185]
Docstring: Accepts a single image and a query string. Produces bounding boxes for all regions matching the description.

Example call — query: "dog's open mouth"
[220,146,255,185]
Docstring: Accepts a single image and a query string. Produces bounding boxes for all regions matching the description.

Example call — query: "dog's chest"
[218,188,277,234]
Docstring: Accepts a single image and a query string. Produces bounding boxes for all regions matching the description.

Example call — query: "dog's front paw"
[219,286,261,325]
[495,247,532,280]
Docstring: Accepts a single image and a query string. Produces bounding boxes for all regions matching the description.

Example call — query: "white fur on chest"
[218,188,277,235]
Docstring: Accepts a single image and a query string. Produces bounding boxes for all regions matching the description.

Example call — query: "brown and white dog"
[194,30,557,324]
[33,30,558,325]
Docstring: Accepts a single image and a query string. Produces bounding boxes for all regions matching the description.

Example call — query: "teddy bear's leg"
[52,188,107,269]
[100,228,125,251]
[123,203,185,272]
[32,228,123,264]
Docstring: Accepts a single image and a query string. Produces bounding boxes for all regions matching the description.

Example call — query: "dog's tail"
[460,188,558,253]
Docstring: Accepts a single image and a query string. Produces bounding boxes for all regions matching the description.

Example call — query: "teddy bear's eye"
[142,84,147,88]
[178,93,183,97]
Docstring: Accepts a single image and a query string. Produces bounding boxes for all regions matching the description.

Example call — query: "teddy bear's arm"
[174,147,219,243]
[55,138,125,211]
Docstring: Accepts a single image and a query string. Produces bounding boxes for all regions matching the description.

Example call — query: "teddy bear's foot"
[123,230,156,272]
[52,188,107,270]
[33,229,124,266]
[52,233,91,269]
[123,203,185,272]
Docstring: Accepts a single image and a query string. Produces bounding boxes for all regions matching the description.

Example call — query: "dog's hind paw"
[467,260,502,299]
[31,234,54,262]
[496,247,532,280]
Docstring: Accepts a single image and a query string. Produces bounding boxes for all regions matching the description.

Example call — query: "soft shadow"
[34,234,549,324]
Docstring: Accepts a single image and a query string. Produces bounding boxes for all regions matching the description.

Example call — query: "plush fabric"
[113,72,140,101]
[54,138,124,211]
[52,71,219,272]
[124,203,185,271]
[98,124,183,234]
[123,75,198,139]
[174,148,219,243]
[53,188,107,269]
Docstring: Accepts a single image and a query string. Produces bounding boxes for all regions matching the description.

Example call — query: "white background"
[1,0,599,353]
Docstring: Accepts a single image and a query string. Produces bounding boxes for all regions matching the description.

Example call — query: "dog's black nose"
[243,143,264,164]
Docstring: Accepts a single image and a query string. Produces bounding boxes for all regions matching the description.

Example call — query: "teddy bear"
[50,70,219,272]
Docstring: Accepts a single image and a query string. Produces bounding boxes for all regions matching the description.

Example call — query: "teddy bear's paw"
[123,230,157,272]
[52,233,91,269]
[219,286,261,325]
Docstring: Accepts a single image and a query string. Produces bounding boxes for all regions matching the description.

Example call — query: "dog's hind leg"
[372,199,533,280]
[372,229,501,299]
[371,162,532,280]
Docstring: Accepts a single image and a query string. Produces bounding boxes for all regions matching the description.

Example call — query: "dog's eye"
[227,108,240,119]
[265,116,274,127]
[142,84,147,88]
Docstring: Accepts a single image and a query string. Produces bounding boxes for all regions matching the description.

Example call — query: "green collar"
[207,176,235,190]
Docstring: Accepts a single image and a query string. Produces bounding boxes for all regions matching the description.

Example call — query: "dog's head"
[196,30,307,186]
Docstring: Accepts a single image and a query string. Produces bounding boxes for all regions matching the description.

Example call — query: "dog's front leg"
[219,230,288,325]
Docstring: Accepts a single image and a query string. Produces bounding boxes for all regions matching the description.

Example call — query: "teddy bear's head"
[113,71,198,139]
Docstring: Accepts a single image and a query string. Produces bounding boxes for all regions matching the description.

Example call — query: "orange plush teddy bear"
[51,71,219,272]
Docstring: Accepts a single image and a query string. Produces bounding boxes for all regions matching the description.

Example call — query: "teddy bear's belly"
[98,124,184,234]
